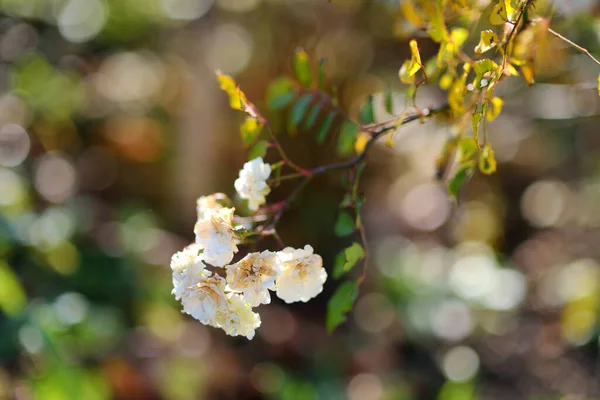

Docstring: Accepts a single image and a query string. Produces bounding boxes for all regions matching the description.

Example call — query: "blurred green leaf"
[326,281,359,333]
[317,112,336,144]
[249,140,269,160]
[0,261,26,317]
[384,87,394,114]
[359,95,375,124]
[337,121,359,156]
[459,137,478,162]
[471,102,487,142]
[292,48,313,88]
[317,58,327,91]
[334,211,354,237]
[448,163,474,200]
[438,380,476,400]
[240,116,263,146]
[333,242,365,279]
[288,93,313,135]
[266,77,297,111]
[304,103,322,129]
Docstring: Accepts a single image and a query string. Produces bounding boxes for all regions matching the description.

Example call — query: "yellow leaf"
[398,60,415,84]
[475,30,499,54]
[215,70,243,110]
[520,60,535,85]
[408,39,422,76]
[401,0,425,28]
[439,72,454,90]
[437,41,456,67]
[597,73,600,96]
[478,144,497,175]
[450,28,469,48]
[490,0,513,25]
[354,131,370,154]
[486,97,503,121]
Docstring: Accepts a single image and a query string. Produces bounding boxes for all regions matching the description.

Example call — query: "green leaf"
[248,140,269,160]
[287,93,313,135]
[317,112,336,144]
[333,251,347,280]
[337,121,359,156]
[473,59,497,88]
[266,77,297,111]
[292,48,313,88]
[304,102,322,129]
[359,95,375,124]
[448,163,474,200]
[334,211,355,237]
[0,261,26,317]
[384,87,394,114]
[317,58,327,91]
[240,116,263,146]
[458,137,478,162]
[326,281,359,333]
[344,242,365,272]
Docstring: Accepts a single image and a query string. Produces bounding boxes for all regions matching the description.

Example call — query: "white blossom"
[180,274,229,324]
[234,157,271,211]
[194,207,238,266]
[226,250,282,306]
[275,245,327,303]
[214,293,261,340]
[196,193,229,219]
[170,243,210,301]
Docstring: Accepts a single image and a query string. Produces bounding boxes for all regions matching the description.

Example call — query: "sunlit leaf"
[490,0,513,25]
[359,95,375,124]
[248,140,269,160]
[475,30,499,54]
[292,48,313,88]
[598,73,600,96]
[304,103,322,129]
[450,27,469,48]
[215,70,244,110]
[266,77,297,111]
[428,0,449,43]
[354,132,370,154]
[287,93,313,135]
[520,60,535,85]
[317,111,336,144]
[439,72,454,90]
[240,116,263,146]
[478,144,497,174]
[408,39,423,76]
[0,261,26,317]
[337,121,359,156]
[332,243,365,280]
[448,163,474,200]
[334,211,355,237]
[326,281,359,333]
[401,0,425,28]
[486,97,503,121]
[459,137,478,162]
[473,59,498,88]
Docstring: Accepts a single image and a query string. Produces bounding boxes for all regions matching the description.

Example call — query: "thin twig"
[265,124,312,176]
[548,27,600,66]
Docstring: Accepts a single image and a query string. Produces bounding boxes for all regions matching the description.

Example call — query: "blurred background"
[1,0,600,399]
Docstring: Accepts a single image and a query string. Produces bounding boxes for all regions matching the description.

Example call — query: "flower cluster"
[169,158,328,339]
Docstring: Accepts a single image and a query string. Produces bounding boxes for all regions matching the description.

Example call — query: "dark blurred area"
[1,0,600,399]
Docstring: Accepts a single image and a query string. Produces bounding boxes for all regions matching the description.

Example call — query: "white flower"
[194,207,238,266]
[170,243,210,301]
[181,274,229,324]
[214,293,261,340]
[234,157,271,211]
[196,193,229,219]
[226,250,282,306]
[275,245,327,303]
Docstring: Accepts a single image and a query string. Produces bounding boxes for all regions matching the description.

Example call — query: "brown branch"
[547,27,600,66]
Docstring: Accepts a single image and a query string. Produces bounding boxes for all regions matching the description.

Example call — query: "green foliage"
[292,48,313,89]
[249,140,269,160]
[337,121,359,156]
[0,261,26,317]
[266,77,297,111]
[240,117,264,146]
[448,163,474,200]
[288,93,313,135]
[334,211,355,237]
[358,95,375,124]
[326,281,359,333]
[304,103,322,129]
[332,242,365,279]
[316,112,336,144]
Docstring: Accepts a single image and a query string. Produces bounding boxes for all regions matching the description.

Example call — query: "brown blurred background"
[1,0,600,399]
